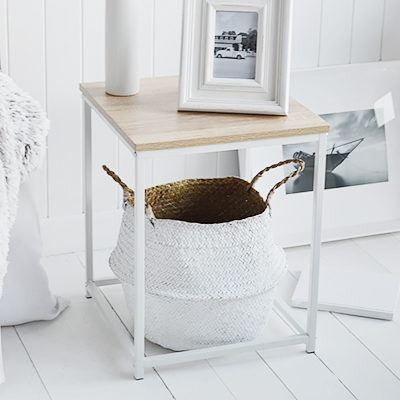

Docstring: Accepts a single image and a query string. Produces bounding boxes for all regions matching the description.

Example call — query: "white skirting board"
[291,265,400,320]
[40,209,123,256]
[275,219,400,249]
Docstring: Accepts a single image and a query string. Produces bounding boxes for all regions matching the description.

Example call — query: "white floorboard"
[155,360,238,400]
[153,311,300,400]
[334,313,400,380]
[391,231,400,242]
[266,277,357,400]
[0,327,50,400]
[321,239,389,273]
[352,234,400,276]
[2,233,400,399]
[314,310,400,400]
[260,346,356,400]
[207,352,296,400]
[14,254,174,400]
[281,247,400,400]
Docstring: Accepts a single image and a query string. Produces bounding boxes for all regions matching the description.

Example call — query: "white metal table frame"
[82,95,327,380]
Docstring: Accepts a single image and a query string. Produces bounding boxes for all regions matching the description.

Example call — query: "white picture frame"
[178,0,293,115]
[241,61,400,247]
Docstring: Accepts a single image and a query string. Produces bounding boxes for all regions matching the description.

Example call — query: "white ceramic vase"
[105,0,140,96]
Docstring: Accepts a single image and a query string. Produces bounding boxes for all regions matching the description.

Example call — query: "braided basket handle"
[248,159,305,206]
[102,165,135,201]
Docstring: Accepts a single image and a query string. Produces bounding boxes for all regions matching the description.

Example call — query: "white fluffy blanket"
[0,72,49,295]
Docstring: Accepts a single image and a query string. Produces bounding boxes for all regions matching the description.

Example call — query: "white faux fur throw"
[0,72,49,295]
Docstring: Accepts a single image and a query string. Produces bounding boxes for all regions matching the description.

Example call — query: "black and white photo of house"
[213,11,258,79]
[283,109,389,194]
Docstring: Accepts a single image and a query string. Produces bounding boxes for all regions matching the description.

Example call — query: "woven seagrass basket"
[104,159,304,350]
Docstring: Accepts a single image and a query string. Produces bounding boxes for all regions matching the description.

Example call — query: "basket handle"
[102,165,135,200]
[103,161,304,208]
[248,159,305,206]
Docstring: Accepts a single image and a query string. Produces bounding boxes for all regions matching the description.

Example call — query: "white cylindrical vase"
[105,0,140,96]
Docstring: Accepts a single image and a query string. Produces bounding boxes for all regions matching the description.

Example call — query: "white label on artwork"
[374,92,395,127]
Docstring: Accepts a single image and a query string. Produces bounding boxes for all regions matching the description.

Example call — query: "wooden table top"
[80,76,330,152]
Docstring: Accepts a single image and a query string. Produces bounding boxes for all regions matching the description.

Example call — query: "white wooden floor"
[1,232,400,400]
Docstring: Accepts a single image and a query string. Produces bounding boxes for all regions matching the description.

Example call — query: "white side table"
[80,76,329,379]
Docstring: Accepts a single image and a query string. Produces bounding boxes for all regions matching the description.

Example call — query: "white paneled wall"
[0,0,399,255]
[350,0,385,64]
[5,0,48,218]
[46,0,83,218]
[382,0,400,60]
[319,0,354,66]
[291,0,322,70]
[0,0,7,73]
[154,0,183,77]
[291,0,400,69]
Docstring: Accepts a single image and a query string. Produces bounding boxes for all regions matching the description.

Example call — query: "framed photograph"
[178,0,293,115]
[283,109,389,194]
[242,61,400,247]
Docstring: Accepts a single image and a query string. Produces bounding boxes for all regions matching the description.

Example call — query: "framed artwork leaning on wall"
[241,61,400,247]
[178,0,293,115]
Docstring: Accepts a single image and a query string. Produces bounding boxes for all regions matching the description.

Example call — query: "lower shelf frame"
[87,279,311,376]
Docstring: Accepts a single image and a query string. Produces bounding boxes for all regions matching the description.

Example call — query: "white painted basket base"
[122,283,277,350]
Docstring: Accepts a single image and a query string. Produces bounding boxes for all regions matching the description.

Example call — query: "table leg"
[83,100,93,299]
[134,152,146,379]
[306,132,327,353]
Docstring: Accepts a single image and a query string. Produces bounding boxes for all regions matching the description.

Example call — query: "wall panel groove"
[291,0,322,70]
[348,0,356,64]
[379,0,387,61]
[350,0,385,64]
[319,0,354,66]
